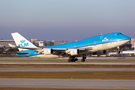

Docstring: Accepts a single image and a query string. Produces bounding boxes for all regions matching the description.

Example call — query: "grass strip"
[1,64,135,68]
[0,87,121,90]
[0,64,135,68]
[0,71,135,79]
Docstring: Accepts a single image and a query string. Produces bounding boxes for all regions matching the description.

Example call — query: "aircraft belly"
[102,44,108,50]
[107,40,129,49]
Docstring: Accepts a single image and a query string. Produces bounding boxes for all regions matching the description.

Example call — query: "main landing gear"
[81,55,86,62]
[68,56,78,62]
[68,55,86,62]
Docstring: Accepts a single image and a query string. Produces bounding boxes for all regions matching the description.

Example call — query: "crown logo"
[20,39,25,43]
[102,37,108,42]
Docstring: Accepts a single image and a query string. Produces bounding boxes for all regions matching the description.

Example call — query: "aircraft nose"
[124,35,131,40]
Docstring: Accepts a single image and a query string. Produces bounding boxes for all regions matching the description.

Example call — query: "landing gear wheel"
[74,58,78,61]
[81,55,86,62]
[68,59,75,62]
[68,56,77,62]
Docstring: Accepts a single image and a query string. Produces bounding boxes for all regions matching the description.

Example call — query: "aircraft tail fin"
[11,32,38,51]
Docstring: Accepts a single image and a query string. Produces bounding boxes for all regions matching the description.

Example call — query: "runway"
[1,57,135,65]
[0,78,135,89]
[0,57,135,60]
[1,57,135,89]
[1,68,135,72]
[0,57,135,65]
[1,61,135,65]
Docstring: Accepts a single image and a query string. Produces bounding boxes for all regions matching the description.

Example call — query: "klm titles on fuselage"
[18,39,29,47]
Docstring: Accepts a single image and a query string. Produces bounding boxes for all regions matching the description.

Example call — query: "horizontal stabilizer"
[17,52,30,54]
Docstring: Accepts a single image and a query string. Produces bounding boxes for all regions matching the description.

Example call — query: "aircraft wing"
[35,47,93,56]
[16,47,93,56]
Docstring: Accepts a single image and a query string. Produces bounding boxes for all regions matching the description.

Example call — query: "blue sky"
[0,0,135,41]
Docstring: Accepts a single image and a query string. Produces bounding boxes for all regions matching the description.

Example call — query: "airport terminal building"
[0,40,17,56]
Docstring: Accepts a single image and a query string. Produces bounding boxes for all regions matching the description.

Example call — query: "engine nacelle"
[66,49,79,56]
[43,49,53,55]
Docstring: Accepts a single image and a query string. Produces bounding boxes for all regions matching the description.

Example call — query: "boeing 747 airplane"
[11,32,130,62]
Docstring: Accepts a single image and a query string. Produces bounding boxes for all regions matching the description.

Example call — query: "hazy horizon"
[0,0,135,41]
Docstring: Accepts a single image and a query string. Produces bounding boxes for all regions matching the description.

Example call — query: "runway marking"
[111,85,128,89]
[26,63,31,64]
[77,63,82,64]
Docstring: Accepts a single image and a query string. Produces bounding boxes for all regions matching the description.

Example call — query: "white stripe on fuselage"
[31,40,129,58]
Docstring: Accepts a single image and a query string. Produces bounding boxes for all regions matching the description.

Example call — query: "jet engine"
[66,49,79,56]
[43,49,53,55]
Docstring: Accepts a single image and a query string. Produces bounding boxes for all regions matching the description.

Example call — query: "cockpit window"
[118,33,122,35]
